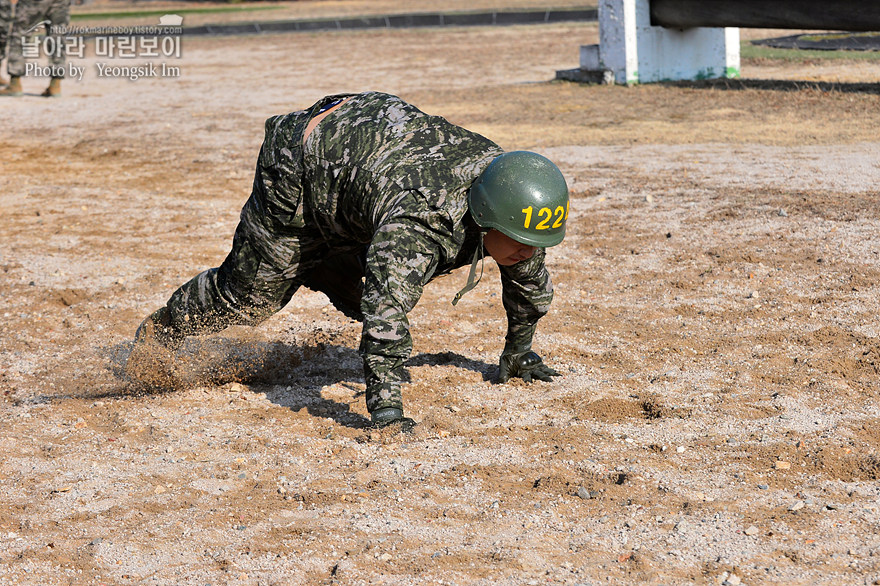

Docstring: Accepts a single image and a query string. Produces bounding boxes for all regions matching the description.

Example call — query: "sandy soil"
[2,4,880,585]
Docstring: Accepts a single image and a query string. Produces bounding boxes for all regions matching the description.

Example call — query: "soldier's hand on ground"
[498,350,561,383]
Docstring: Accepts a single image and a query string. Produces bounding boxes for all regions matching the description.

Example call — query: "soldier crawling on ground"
[127,91,570,431]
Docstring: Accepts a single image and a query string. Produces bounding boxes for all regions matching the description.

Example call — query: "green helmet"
[468,151,569,247]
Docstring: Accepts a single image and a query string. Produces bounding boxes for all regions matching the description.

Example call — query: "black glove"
[498,350,561,383]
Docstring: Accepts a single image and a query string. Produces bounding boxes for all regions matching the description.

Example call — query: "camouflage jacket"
[269,92,554,410]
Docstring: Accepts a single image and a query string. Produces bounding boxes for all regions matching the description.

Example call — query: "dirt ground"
[2,2,880,584]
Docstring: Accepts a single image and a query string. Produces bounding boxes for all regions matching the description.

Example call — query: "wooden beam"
[650,0,880,31]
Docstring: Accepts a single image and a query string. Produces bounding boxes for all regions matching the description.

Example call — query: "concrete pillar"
[570,0,740,84]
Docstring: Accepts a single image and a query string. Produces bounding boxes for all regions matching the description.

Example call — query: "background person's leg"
[41,0,69,96]
[0,0,12,86]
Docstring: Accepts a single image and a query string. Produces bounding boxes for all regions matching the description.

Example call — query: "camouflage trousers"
[0,0,11,61]
[7,0,70,77]
[162,104,403,413]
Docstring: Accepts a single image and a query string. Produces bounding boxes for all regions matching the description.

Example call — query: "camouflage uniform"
[161,92,554,414]
[6,0,69,78]
[0,0,11,64]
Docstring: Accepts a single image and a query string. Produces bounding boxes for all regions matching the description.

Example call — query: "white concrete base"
[590,0,740,84]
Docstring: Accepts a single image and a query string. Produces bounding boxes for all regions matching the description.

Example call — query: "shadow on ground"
[28,337,494,430]
[666,78,880,94]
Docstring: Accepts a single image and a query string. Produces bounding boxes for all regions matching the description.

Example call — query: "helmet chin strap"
[452,231,485,306]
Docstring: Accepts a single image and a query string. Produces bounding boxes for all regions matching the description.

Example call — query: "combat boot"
[371,407,417,433]
[126,306,183,389]
[134,306,183,351]
[41,77,61,98]
[0,76,22,97]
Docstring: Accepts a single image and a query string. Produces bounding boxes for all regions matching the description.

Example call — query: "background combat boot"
[0,76,22,97]
[42,77,61,98]
[371,407,417,433]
